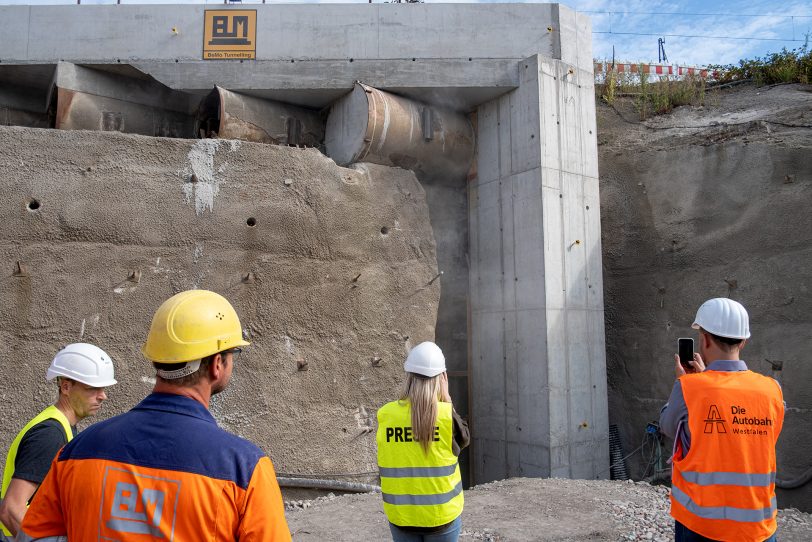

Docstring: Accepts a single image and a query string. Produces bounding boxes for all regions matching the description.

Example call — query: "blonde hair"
[400,372,441,454]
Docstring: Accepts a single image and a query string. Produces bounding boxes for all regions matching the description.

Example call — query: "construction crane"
[658,37,668,63]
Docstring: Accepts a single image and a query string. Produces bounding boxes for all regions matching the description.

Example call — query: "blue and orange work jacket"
[19,392,291,542]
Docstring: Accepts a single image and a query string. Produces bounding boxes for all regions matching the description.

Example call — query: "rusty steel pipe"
[196,86,324,147]
[325,83,474,182]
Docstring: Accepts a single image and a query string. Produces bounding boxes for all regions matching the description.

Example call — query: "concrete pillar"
[469,53,608,484]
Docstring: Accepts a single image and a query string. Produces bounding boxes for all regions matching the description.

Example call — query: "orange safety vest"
[671,370,784,542]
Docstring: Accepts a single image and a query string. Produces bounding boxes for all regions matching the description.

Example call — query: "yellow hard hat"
[142,290,250,364]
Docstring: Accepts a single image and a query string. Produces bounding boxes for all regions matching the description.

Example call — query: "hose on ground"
[277,477,381,493]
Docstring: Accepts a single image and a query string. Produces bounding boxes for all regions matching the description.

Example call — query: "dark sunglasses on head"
[223,347,243,360]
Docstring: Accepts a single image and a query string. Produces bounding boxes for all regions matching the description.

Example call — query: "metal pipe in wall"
[196,86,324,147]
[324,82,474,183]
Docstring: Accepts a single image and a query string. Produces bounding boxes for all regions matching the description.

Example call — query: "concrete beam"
[0,4,593,111]
[4,5,565,64]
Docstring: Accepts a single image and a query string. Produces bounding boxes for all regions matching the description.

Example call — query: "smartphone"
[678,338,694,370]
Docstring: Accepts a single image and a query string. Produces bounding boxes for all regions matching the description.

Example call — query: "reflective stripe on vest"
[382,481,463,506]
[670,369,784,542]
[376,400,463,528]
[378,464,459,478]
[680,470,776,487]
[1,406,73,536]
[672,486,777,522]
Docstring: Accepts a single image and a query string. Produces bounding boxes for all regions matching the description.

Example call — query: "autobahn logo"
[203,10,257,60]
[703,404,727,434]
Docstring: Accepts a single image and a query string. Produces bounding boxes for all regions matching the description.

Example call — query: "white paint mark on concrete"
[181,139,222,215]
[191,270,205,290]
[79,319,86,338]
[284,335,293,355]
[114,284,135,294]
[140,375,157,385]
[194,240,204,263]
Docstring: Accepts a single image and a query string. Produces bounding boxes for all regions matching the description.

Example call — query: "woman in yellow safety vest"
[376,341,470,542]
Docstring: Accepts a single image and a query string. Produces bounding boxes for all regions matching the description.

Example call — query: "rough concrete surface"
[597,84,812,510]
[0,126,440,486]
[285,477,812,541]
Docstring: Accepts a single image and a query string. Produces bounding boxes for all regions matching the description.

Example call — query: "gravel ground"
[285,477,812,541]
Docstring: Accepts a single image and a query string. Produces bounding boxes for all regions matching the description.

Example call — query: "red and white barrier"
[594,61,720,80]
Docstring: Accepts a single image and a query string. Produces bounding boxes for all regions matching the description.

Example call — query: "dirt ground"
[285,477,812,541]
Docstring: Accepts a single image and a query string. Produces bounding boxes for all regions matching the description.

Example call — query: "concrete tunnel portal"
[0,3,607,489]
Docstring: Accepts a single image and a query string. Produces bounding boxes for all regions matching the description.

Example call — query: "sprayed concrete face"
[0,126,440,485]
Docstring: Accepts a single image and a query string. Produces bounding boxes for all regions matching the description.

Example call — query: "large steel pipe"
[53,62,196,138]
[196,86,324,147]
[325,83,474,182]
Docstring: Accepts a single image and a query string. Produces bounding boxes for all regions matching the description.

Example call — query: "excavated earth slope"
[597,83,812,511]
[0,126,440,483]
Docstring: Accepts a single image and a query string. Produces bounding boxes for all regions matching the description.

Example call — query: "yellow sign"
[203,10,257,60]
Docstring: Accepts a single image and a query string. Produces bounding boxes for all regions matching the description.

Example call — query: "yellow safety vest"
[376,399,463,528]
[1,406,73,536]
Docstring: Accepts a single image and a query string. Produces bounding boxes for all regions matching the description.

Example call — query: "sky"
[1,0,810,67]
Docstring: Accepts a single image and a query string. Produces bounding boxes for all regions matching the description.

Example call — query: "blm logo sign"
[203,10,257,60]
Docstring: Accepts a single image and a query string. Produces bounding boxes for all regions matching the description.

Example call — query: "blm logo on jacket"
[99,467,181,540]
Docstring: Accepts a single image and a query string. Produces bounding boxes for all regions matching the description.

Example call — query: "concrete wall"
[469,48,608,482]
[0,126,440,487]
[0,3,609,489]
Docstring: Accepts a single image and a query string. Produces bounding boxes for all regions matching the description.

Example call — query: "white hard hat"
[47,343,117,387]
[404,341,446,377]
[692,298,751,340]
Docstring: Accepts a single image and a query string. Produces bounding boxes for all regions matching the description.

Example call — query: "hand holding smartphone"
[678,337,695,372]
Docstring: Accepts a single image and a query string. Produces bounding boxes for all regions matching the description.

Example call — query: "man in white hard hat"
[0,343,116,539]
[660,298,784,542]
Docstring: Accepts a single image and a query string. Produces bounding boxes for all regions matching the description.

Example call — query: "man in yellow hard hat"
[19,290,291,541]
[0,343,116,540]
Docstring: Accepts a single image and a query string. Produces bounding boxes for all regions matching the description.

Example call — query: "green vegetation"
[635,70,706,120]
[596,68,708,120]
[713,39,811,86]
[597,38,811,121]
